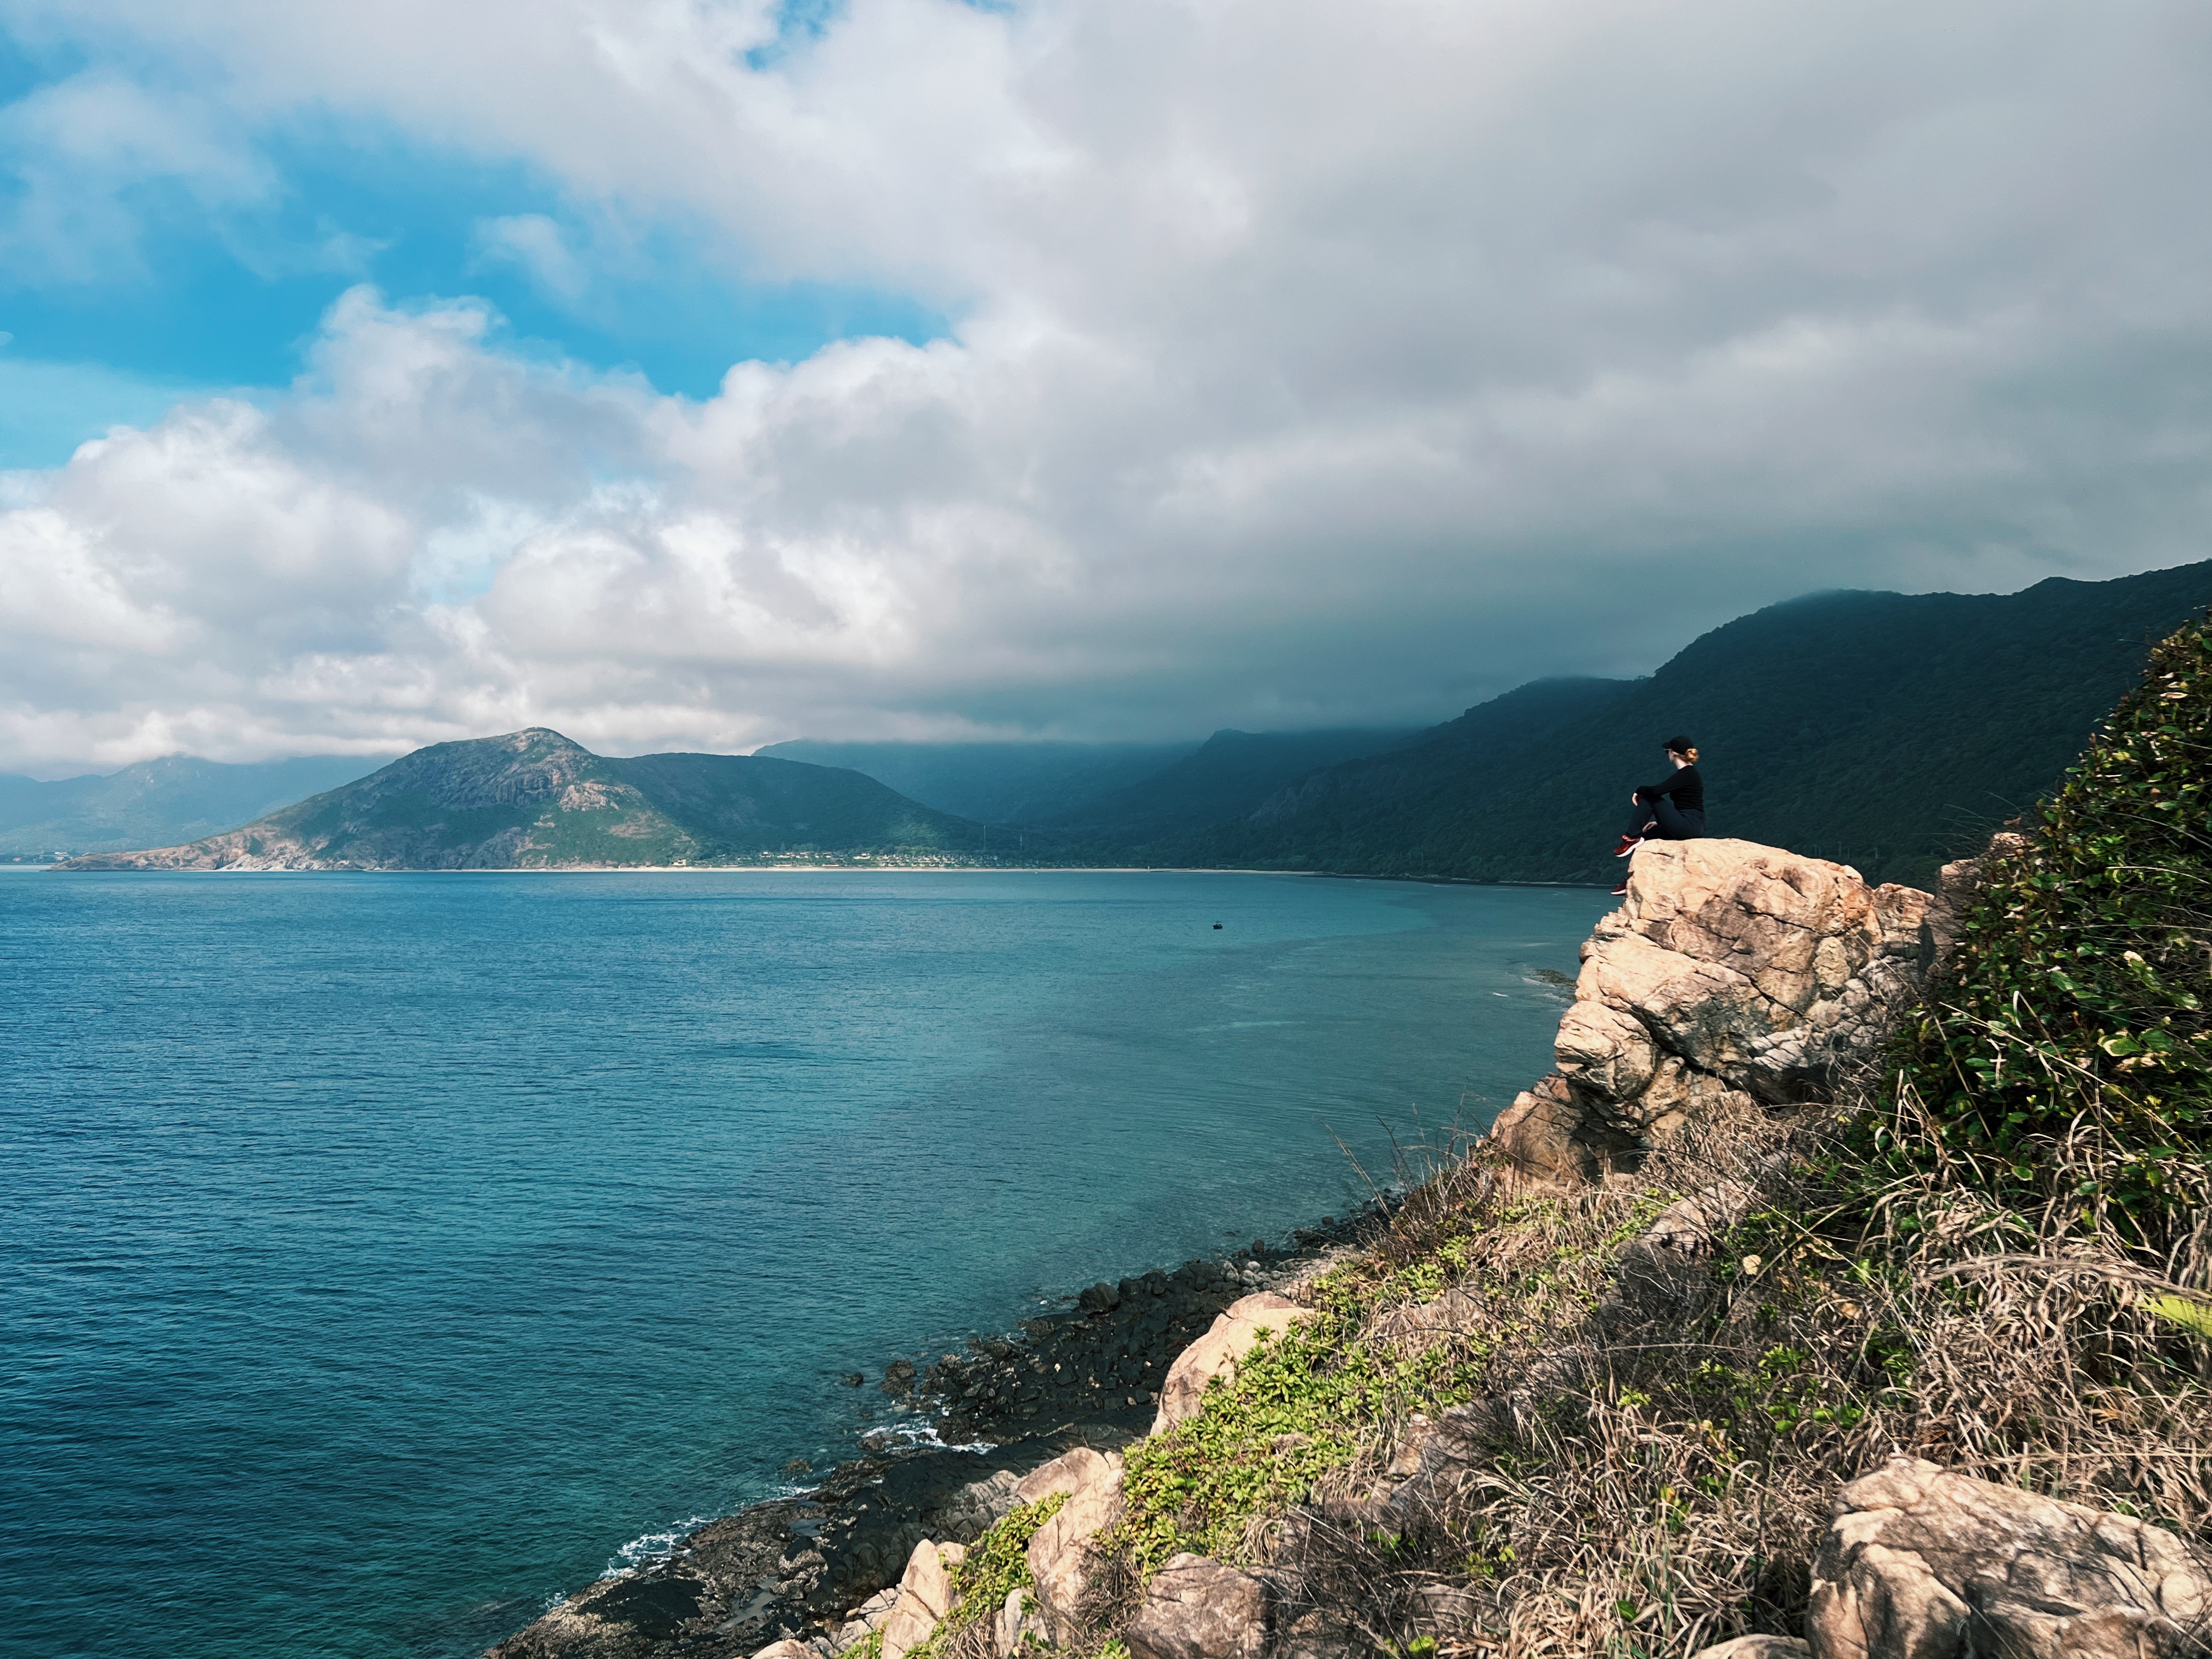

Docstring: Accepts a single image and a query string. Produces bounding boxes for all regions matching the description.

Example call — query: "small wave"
[867,1419,997,1455]
[602,1515,712,1578]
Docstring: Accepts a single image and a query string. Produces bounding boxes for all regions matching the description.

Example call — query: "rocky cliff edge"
[1491,837,1931,1184]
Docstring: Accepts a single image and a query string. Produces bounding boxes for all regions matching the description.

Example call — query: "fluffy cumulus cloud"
[4,0,2212,769]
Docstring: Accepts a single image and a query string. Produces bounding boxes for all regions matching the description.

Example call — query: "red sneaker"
[1610,881,1628,896]
[1612,834,1642,858]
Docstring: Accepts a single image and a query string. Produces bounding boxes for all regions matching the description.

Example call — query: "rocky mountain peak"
[363,727,601,811]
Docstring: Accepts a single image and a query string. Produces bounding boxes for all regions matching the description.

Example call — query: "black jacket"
[1638,764,1703,815]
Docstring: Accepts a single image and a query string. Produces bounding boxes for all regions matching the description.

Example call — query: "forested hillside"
[1125,560,2212,887]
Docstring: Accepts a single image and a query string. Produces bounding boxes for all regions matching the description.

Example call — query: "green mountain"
[1124,560,2212,888]
[760,727,1420,837]
[754,738,1200,822]
[1040,726,1424,838]
[0,753,377,857]
[58,729,983,871]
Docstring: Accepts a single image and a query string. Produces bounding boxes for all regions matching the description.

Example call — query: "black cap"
[1663,735,1695,754]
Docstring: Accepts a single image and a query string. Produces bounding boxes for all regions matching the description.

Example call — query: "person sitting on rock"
[1611,736,1703,893]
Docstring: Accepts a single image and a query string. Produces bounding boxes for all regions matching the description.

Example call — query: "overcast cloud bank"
[3,0,2210,771]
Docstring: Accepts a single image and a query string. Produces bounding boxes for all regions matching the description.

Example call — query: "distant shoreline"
[24,862,1615,889]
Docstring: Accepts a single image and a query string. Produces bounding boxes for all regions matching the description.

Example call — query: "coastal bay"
[0,870,1610,1659]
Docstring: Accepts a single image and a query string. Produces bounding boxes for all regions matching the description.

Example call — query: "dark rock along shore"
[489,1212,1387,1659]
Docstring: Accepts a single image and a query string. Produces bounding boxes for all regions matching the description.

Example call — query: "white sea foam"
[602,1515,712,1578]
[871,1420,996,1455]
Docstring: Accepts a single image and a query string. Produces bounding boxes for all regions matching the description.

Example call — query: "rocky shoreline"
[489,1210,1391,1658]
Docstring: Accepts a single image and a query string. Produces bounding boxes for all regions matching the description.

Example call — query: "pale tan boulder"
[1630,1054,1745,1142]
[1808,1457,2212,1658]
[1922,832,2022,970]
[1486,1073,1595,1185]
[1025,1453,1126,1644]
[1687,1638,1808,1659]
[879,1538,967,1659]
[1150,1294,1317,1434]
[993,1585,1050,1658]
[1014,1445,1119,1505]
[1553,997,1659,1101]
[1124,1553,1268,1659]
[831,1586,901,1655]
[1576,928,1779,1085]
[1491,839,1932,1184]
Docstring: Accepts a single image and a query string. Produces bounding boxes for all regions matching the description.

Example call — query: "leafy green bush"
[906,1493,1068,1659]
[1876,611,2212,1248]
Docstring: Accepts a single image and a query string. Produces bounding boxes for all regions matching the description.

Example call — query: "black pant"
[1627,795,1705,840]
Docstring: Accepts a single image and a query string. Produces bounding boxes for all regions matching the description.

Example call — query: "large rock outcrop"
[1805,1457,2212,1658]
[1490,839,1932,1184]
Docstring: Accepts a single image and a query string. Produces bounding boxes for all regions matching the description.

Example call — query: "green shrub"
[905,1493,1067,1659]
[1877,611,2212,1248]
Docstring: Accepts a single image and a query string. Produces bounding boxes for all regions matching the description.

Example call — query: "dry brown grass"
[1216,1075,2212,1659]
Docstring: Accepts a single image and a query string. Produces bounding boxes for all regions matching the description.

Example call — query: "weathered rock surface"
[1808,1456,2212,1658]
[916,1254,1284,1441]
[488,1438,1071,1659]
[1124,1554,1269,1659]
[487,1494,814,1659]
[1688,1638,1810,1659]
[1015,1446,1121,1505]
[1490,839,1931,1183]
[811,1458,1022,1611]
[994,1585,1051,1658]
[879,1539,966,1659]
[1151,1293,1317,1433]
[1922,832,2023,970]
[830,1588,900,1656]
[1026,1451,1127,1643]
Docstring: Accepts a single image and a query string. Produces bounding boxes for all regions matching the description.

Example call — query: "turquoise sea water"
[0,870,1611,1659]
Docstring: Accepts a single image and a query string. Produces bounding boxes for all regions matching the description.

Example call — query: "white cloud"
[472,212,591,303]
[3,0,2212,770]
[0,69,275,283]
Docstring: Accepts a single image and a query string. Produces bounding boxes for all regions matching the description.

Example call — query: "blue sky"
[0,10,943,467]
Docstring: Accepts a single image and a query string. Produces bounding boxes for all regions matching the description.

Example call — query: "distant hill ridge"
[1125,560,2212,887]
[755,727,1420,830]
[753,738,1201,823]
[0,753,375,857]
[59,730,984,871]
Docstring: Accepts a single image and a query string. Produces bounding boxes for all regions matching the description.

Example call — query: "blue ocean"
[0,870,1610,1659]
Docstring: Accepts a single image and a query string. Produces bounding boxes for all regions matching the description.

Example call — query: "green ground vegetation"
[1875,616,2212,1244]
[907,1493,1068,1659]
